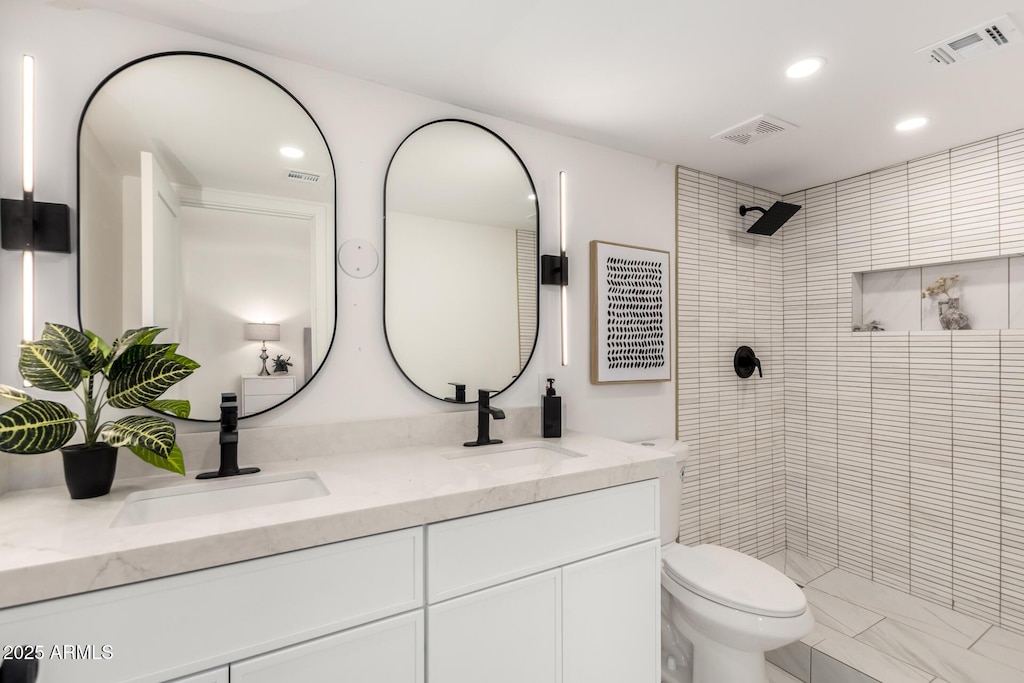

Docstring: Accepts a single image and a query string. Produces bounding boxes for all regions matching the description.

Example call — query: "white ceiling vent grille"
[286,169,320,184]
[918,14,1021,66]
[711,115,797,146]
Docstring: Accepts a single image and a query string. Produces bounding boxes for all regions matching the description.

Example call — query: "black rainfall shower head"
[738,201,801,236]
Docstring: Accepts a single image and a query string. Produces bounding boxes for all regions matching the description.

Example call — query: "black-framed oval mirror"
[78,52,336,421]
[384,120,538,402]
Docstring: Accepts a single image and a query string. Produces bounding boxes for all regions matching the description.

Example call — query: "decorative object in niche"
[78,52,336,421]
[851,320,885,332]
[0,324,197,497]
[922,274,970,330]
[590,241,671,384]
[272,354,293,374]
[384,119,538,402]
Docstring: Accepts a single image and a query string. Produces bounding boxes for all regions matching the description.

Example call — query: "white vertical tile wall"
[516,229,537,369]
[1000,132,1024,254]
[784,190,809,557]
[783,128,1024,636]
[675,167,785,557]
[1002,329,1024,632]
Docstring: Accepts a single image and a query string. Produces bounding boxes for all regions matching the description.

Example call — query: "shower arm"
[738,205,767,217]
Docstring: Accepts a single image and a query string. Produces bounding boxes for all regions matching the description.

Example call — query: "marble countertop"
[0,428,674,609]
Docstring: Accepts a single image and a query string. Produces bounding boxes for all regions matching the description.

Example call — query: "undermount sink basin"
[443,441,586,471]
[111,471,329,527]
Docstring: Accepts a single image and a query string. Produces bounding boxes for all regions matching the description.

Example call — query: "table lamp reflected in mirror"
[245,322,280,376]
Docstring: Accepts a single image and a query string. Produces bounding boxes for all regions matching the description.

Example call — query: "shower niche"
[852,255,1024,332]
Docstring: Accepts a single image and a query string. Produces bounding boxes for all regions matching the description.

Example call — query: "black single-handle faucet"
[197,393,261,479]
[464,389,505,447]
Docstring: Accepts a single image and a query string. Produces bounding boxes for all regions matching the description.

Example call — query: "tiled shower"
[676,128,1024,636]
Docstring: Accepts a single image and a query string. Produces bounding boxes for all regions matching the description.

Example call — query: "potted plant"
[0,323,198,499]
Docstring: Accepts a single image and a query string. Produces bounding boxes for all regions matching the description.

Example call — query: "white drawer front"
[243,376,296,396]
[232,611,423,683]
[427,480,658,603]
[0,527,422,683]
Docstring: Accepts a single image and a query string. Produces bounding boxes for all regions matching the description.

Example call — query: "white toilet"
[636,439,814,683]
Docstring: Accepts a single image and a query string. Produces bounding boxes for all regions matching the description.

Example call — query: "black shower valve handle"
[733,346,762,379]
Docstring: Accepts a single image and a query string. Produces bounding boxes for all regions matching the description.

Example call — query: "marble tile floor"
[764,550,1024,683]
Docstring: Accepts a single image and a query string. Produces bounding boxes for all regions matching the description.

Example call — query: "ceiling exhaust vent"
[918,14,1021,66]
[286,169,320,184]
[711,115,797,146]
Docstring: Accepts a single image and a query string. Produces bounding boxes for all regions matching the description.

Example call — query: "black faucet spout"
[464,389,505,447]
[197,392,261,479]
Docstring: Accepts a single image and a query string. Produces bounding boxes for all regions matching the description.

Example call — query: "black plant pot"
[60,443,118,499]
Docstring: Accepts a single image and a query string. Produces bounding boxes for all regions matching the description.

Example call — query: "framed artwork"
[590,240,671,384]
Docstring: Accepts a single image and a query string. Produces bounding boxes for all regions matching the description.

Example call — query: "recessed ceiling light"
[786,57,825,79]
[528,193,536,200]
[895,117,928,132]
[280,146,304,159]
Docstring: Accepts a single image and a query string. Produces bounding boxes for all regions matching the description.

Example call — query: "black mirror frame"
[75,51,338,422]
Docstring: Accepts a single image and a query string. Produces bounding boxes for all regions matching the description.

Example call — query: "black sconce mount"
[541,253,569,286]
[1,195,71,253]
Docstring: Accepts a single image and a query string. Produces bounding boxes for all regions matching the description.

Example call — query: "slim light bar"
[22,55,33,194]
[22,252,34,342]
[558,171,568,366]
[22,55,35,385]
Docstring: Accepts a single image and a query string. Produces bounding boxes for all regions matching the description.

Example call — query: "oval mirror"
[384,120,538,402]
[78,53,336,421]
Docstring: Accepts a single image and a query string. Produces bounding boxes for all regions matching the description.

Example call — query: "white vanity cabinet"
[0,479,659,683]
[0,527,422,683]
[426,480,660,683]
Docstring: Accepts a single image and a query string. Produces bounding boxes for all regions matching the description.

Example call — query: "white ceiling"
[68,0,1024,194]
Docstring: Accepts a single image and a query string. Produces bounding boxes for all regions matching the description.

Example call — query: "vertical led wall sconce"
[1,54,72,345]
[541,171,569,366]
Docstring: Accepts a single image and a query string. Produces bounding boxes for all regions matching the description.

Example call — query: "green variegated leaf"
[100,415,175,457]
[147,399,191,418]
[128,443,185,476]
[108,344,176,382]
[0,385,34,404]
[105,356,194,408]
[110,327,165,360]
[84,330,112,359]
[167,353,200,371]
[18,343,82,392]
[41,323,93,367]
[0,400,78,454]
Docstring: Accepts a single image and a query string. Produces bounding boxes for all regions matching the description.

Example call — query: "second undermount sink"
[443,441,586,471]
[111,471,329,527]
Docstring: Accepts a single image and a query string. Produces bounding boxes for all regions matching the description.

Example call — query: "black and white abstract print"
[605,256,665,370]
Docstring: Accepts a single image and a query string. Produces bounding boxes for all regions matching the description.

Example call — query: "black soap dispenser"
[542,378,562,438]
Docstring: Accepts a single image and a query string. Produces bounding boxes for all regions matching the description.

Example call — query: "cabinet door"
[562,541,660,683]
[231,610,423,683]
[168,667,228,682]
[429,569,560,683]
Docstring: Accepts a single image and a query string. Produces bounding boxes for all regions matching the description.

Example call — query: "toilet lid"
[662,544,806,618]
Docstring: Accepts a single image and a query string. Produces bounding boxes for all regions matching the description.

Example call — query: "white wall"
[0,1,675,446]
[386,211,520,399]
[178,205,311,418]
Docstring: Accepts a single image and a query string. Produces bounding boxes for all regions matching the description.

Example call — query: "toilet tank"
[632,438,689,545]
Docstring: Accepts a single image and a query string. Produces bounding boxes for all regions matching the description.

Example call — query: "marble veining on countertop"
[0,420,675,610]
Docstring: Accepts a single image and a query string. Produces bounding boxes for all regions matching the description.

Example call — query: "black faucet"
[197,393,261,479]
[464,389,505,447]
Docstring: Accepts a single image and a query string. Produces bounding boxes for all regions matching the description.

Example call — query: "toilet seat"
[662,544,806,618]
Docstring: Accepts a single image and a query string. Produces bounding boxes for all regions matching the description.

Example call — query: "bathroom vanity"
[0,426,670,682]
